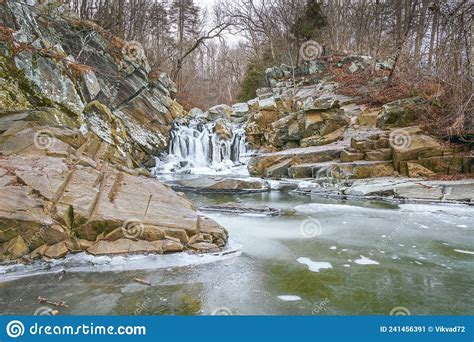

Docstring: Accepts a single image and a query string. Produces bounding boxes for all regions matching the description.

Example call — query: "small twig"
[133,278,152,286]
[37,296,69,308]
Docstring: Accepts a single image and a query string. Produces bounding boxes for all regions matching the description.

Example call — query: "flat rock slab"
[249,143,346,177]
[199,203,283,216]
[343,178,474,203]
[0,147,228,261]
[171,177,270,193]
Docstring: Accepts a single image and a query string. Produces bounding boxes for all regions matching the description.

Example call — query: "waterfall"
[155,120,249,174]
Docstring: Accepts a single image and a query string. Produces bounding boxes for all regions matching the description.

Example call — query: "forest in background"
[63,0,472,136]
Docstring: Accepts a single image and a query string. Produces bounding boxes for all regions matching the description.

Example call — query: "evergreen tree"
[291,0,327,42]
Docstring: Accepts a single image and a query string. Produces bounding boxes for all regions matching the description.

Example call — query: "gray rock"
[199,203,283,216]
[172,177,270,193]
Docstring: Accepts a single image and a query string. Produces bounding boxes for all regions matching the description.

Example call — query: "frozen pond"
[0,191,473,315]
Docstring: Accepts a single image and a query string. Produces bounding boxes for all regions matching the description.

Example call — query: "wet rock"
[1,1,183,161]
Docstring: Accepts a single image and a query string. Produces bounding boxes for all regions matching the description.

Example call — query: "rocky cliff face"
[238,57,473,180]
[1,0,186,166]
[0,0,227,263]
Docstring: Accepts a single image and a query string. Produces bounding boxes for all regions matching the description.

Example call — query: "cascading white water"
[155,120,249,175]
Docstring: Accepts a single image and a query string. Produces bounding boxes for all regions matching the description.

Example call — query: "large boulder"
[248,144,345,177]
[265,113,302,147]
[231,103,250,123]
[376,97,424,128]
[214,119,233,140]
[205,104,233,121]
[0,125,229,262]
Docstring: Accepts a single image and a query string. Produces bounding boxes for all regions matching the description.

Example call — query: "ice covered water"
[1,189,473,316]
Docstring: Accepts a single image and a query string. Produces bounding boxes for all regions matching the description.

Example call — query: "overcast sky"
[194,0,244,45]
[195,0,219,9]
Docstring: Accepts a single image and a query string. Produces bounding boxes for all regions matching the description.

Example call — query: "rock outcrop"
[1,0,186,167]
[0,0,228,263]
[243,57,473,181]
